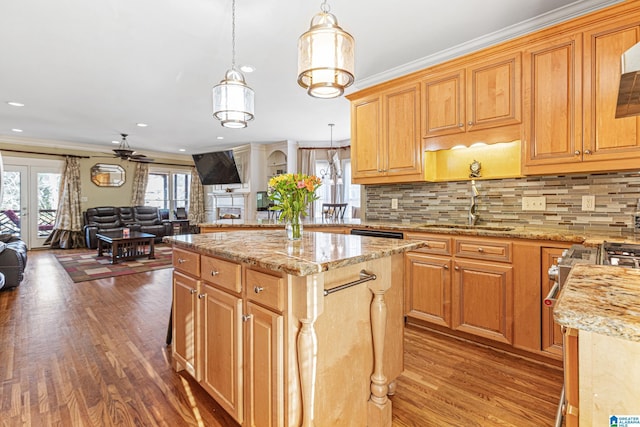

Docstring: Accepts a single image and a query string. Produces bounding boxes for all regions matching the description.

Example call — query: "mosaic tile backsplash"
[365,171,640,236]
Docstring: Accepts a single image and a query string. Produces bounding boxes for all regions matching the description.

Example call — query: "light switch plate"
[391,198,398,209]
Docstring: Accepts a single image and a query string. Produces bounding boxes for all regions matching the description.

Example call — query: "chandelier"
[212,0,255,128]
[297,1,355,99]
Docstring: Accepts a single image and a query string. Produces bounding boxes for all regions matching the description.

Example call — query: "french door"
[1,157,63,249]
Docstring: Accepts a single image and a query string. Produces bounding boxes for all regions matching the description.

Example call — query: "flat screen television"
[192,150,242,185]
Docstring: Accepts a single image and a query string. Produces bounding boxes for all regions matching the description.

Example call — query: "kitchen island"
[555,264,640,427]
[164,230,425,427]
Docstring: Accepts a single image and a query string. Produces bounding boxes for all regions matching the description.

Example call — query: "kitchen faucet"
[469,180,480,225]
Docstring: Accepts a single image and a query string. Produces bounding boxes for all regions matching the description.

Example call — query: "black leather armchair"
[0,235,28,289]
[133,206,172,238]
[83,207,124,249]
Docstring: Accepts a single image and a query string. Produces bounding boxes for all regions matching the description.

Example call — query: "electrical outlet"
[81,196,88,202]
[582,195,595,211]
[522,196,546,211]
[391,198,398,209]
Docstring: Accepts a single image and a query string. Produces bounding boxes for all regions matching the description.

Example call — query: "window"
[144,169,191,218]
[314,158,360,218]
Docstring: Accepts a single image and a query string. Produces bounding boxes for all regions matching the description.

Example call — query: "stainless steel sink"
[418,224,515,231]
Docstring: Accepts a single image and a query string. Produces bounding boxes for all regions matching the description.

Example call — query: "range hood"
[616,42,640,118]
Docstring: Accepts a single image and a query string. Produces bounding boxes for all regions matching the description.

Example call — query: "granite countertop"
[554,264,640,342]
[164,230,425,276]
[198,219,640,245]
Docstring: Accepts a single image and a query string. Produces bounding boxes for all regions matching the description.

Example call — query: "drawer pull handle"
[477,247,484,252]
[190,289,197,294]
[198,293,206,299]
[178,258,187,264]
[424,242,430,247]
[254,286,264,294]
[210,270,219,276]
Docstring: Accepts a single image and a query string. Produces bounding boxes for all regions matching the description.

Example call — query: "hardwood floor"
[0,249,563,426]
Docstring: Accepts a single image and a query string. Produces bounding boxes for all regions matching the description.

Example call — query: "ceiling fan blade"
[130,157,154,163]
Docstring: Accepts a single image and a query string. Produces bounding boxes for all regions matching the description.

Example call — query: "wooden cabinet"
[424,52,521,138]
[452,258,514,344]
[405,234,514,345]
[199,283,243,422]
[541,247,565,357]
[172,271,199,378]
[349,81,422,184]
[244,268,285,426]
[524,15,640,174]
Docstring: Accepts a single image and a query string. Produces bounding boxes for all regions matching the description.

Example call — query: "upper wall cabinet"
[349,82,422,184]
[423,52,522,149]
[523,14,640,175]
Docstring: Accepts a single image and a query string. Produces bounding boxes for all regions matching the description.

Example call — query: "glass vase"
[285,213,303,240]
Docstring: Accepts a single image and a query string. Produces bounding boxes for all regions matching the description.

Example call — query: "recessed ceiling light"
[240,65,255,73]
[7,101,24,107]
[112,140,120,144]
[136,123,148,127]
[179,148,186,152]
[217,136,224,140]
[11,128,23,132]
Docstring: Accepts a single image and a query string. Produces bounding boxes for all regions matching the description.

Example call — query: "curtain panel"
[188,167,206,227]
[130,162,149,206]
[45,157,84,248]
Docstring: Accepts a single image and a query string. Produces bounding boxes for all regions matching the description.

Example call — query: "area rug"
[55,245,173,283]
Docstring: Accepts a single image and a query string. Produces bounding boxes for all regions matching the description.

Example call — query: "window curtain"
[44,157,84,248]
[188,167,205,226]
[130,162,149,206]
[298,149,317,218]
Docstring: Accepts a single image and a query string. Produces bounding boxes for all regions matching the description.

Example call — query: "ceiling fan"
[113,133,154,163]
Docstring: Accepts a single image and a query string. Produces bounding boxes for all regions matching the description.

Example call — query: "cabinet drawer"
[172,247,201,276]
[201,255,241,293]
[246,268,285,312]
[405,233,452,256]
[454,239,512,262]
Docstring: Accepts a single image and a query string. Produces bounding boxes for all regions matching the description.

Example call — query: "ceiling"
[0,0,622,158]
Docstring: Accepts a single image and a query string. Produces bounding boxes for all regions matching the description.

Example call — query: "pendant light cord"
[320,0,330,13]
[231,0,236,70]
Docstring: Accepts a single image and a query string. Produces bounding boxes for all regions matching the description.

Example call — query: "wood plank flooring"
[0,249,563,426]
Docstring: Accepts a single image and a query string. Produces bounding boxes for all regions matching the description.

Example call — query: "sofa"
[83,206,173,249]
[0,235,28,289]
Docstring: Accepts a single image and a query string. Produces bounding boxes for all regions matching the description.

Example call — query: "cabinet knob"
[454,266,460,271]
[443,264,449,270]
[190,288,197,294]
[584,149,592,155]
[477,247,484,253]
[210,270,219,276]
[198,293,206,299]
[468,121,473,126]
[242,314,252,322]
[574,150,581,155]
[254,286,264,294]
[458,123,464,127]
[178,258,187,264]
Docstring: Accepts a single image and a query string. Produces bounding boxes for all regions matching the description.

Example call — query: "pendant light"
[297,1,355,99]
[212,0,254,128]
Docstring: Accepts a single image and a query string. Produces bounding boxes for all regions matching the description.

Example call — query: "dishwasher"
[350,229,404,239]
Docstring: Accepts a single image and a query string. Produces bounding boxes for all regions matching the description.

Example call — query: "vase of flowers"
[268,173,322,240]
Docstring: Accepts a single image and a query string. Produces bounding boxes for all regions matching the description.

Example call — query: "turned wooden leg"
[368,286,392,426]
[297,318,318,427]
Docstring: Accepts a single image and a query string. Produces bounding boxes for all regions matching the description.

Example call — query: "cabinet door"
[172,272,199,378]
[541,247,565,357]
[405,252,452,328]
[423,69,465,137]
[383,82,422,178]
[200,283,244,423]
[452,259,513,344]
[523,34,583,168]
[351,95,382,179]
[467,52,521,132]
[583,18,640,162]
[245,302,284,427]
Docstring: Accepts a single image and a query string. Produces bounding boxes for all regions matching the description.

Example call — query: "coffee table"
[96,230,156,264]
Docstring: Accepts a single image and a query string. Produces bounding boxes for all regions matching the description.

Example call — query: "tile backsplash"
[365,171,640,236]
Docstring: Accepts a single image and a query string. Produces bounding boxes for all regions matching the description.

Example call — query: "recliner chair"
[0,235,28,289]
[133,206,172,238]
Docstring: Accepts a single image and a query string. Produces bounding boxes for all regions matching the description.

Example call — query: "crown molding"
[353,0,624,90]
